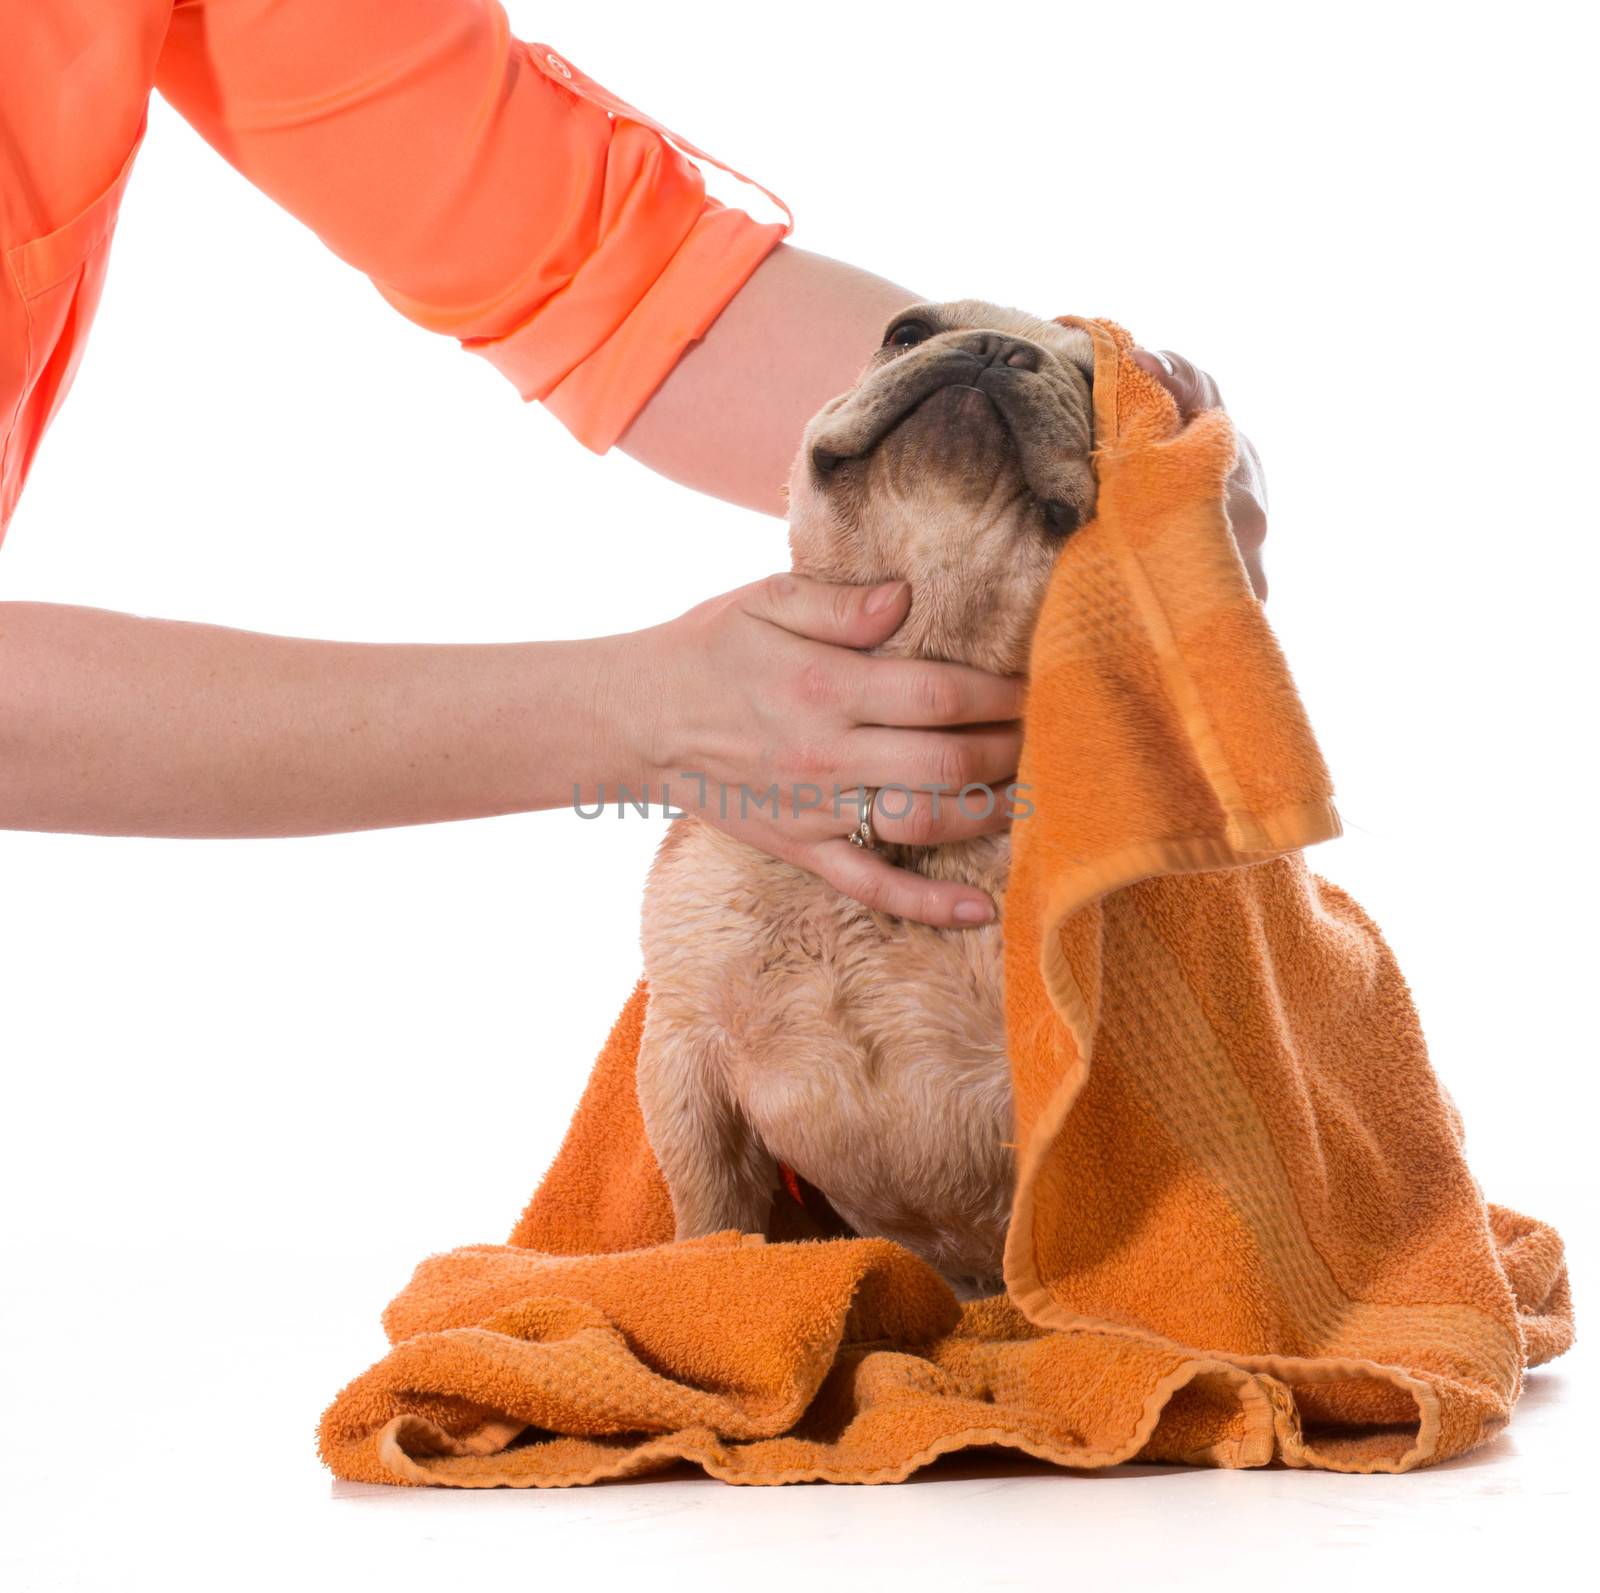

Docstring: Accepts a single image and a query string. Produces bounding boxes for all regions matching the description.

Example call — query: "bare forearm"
[618,245,921,516]
[0,603,638,836]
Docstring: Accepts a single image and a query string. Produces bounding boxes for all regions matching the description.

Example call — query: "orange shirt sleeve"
[155,0,790,451]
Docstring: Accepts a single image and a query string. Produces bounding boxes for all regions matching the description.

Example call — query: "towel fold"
[320,318,1571,1485]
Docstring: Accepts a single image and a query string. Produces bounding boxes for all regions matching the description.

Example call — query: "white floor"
[2,1241,1588,1593]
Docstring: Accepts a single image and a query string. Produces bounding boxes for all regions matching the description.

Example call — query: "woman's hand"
[619,574,1026,928]
[1130,349,1269,600]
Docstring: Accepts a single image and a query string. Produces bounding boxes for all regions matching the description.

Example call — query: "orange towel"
[319,318,1572,1485]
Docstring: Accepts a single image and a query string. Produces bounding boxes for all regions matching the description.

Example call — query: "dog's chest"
[736,906,1015,1282]
[643,821,1016,1282]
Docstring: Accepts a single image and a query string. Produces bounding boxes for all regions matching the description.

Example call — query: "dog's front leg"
[636,1006,776,1239]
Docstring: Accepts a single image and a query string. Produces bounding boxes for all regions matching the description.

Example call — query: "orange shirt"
[0,0,790,537]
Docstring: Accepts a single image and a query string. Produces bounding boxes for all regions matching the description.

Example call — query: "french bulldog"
[636,300,1096,1295]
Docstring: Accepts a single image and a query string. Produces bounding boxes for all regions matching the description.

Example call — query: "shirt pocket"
[4,116,146,460]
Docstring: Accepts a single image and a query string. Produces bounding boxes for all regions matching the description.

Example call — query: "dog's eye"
[883,319,933,349]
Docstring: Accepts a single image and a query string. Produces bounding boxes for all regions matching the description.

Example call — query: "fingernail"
[953,898,995,925]
[864,580,908,615]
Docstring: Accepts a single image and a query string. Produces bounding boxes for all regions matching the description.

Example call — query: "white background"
[1,1,1594,1588]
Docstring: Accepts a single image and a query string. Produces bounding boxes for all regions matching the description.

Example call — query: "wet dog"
[636,301,1096,1294]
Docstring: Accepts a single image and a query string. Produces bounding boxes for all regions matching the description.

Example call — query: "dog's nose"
[955,332,1041,372]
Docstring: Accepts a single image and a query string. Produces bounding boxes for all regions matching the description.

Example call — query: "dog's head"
[787,300,1096,674]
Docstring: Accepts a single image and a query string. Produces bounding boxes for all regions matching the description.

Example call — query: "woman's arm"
[155,0,1269,568]
[0,603,635,836]
[0,588,1023,926]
